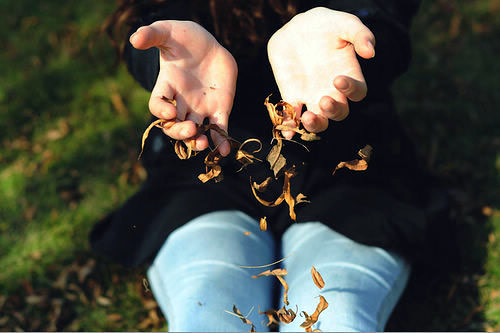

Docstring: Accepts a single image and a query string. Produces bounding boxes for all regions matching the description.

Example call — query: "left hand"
[267,7,376,138]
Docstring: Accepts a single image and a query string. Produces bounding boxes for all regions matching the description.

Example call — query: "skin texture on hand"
[130,20,237,156]
[267,7,376,138]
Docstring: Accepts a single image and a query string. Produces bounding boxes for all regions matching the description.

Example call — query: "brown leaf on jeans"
[311,266,325,289]
[251,268,288,279]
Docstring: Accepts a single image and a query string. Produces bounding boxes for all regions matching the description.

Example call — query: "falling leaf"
[296,193,310,204]
[228,305,256,332]
[250,177,285,207]
[332,159,368,175]
[266,141,287,177]
[260,216,268,231]
[253,177,273,192]
[251,268,288,278]
[198,150,223,183]
[235,138,263,171]
[259,309,280,327]
[276,305,297,324]
[283,168,297,221]
[311,266,325,289]
[300,296,329,331]
[358,144,373,161]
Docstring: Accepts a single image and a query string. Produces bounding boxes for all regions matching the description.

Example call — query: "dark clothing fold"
[91,0,439,269]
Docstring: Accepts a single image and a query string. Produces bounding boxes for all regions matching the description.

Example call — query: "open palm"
[268,7,375,138]
[130,20,237,156]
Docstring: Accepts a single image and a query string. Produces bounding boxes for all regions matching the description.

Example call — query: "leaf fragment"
[251,268,288,279]
[311,266,325,289]
[230,305,256,332]
[236,138,263,171]
[250,177,285,207]
[198,150,223,183]
[243,231,252,236]
[299,296,329,331]
[358,144,373,161]
[266,141,286,177]
[259,309,280,327]
[332,159,368,175]
[138,119,175,159]
[260,216,268,231]
[253,177,273,192]
[276,305,297,324]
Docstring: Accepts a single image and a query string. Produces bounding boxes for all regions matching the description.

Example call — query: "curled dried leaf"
[296,193,310,204]
[138,119,175,159]
[332,159,368,175]
[175,140,196,160]
[283,168,298,221]
[243,231,252,236]
[260,216,268,231]
[264,95,284,128]
[276,305,297,324]
[300,296,329,330]
[253,177,273,193]
[250,177,285,207]
[358,144,373,162]
[259,309,279,327]
[311,266,325,289]
[198,151,223,183]
[236,138,263,171]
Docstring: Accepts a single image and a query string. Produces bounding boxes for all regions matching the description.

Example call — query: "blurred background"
[0,0,498,331]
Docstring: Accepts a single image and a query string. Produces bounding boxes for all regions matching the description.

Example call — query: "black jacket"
[91,0,434,268]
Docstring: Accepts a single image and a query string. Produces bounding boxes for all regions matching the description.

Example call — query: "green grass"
[0,0,498,331]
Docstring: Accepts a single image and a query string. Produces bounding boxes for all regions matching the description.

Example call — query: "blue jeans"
[147,210,410,331]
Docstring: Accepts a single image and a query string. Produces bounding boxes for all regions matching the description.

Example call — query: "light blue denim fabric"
[147,210,410,332]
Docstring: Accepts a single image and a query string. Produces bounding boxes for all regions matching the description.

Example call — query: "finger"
[333,75,367,102]
[339,15,376,59]
[130,21,171,49]
[319,95,349,121]
[149,71,176,119]
[208,112,231,157]
[282,102,303,140]
[301,110,329,133]
[161,120,198,140]
[185,112,209,151]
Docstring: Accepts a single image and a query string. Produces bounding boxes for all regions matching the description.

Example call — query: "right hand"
[130,20,237,156]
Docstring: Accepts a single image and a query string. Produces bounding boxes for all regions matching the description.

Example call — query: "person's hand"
[267,7,375,138]
[130,20,237,156]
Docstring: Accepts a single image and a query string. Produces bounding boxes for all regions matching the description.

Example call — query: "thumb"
[129,21,171,50]
[339,15,376,59]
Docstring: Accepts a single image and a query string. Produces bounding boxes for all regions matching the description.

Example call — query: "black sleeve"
[319,0,422,93]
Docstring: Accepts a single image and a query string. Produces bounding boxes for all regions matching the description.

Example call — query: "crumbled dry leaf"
[250,177,285,207]
[251,268,288,279]
[276,305,297,324]
[259,309,280,327]
[253,177,273,192]
[236,138,263,171]
[231,305,256,332]
[244,231,252,236]
[260,216,268,231]
[300,296,329,331]
[267,141,287,177]
[332,159,368,175]
[198,150,223,183]
[283,168,297,221]
[358,144,373,161]
[311,266,325,289]
[296,193,310,204]
[277,275,290,306]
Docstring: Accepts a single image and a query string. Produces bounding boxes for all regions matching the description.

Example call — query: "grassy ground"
[0,0,498,331]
